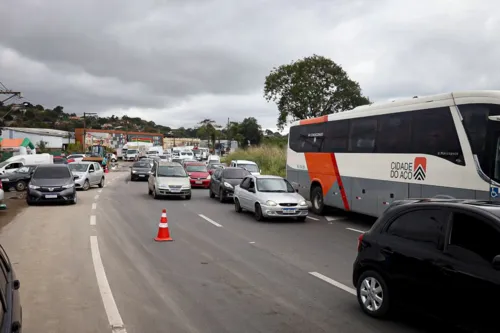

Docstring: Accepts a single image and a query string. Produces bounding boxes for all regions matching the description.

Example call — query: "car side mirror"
[493,255,500,270]
[295,188,299,193]
[89,170,94,173]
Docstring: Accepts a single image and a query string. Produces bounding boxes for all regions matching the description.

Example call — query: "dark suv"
[26,164,78,205]
[209,167,250,202]
[0,244,22,332]
[353,199,500,332]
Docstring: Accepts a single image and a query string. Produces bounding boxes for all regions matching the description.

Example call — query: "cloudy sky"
[1,0,499,132]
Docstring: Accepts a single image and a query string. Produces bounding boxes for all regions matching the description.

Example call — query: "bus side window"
[323,120,349,152]
[349,117,377,153]
[411,107,464,165]
[376,113,411,153]
[289,123,325,152]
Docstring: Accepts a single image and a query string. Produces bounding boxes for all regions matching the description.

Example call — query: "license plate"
[195,181,202,184]
[139,175,145,177]
[282,208,296,214]
[170,189,181,193]
[45,195,57,199]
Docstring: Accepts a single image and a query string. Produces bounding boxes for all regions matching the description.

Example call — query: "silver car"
[233,175,309,221]
[69,162,105,191]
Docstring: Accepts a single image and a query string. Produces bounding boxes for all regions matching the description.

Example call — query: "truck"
[82,145,106,163]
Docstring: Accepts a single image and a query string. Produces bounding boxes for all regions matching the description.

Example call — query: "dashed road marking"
[325,216,346,222]
[309,271,356,296]
[92,203,97,210]
[98,189,103,193]
[90,215,96,226]
[306,216,319,221]
[90,236,128,333]
[249,241,256,244]
[95,195,100,200]
[198,214,223,228]
[346,227,366,233]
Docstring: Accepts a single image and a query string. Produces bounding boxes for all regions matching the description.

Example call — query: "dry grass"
[223,145,286,177]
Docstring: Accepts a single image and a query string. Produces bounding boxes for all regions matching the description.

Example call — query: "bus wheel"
[311,186,324,215]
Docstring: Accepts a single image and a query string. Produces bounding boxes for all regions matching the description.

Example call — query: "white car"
[230,160,261,175]
[67,154,86,163]
[148,161,191,199]
[233,175,308,221]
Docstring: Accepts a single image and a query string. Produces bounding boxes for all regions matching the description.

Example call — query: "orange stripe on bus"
[300,115,328,125]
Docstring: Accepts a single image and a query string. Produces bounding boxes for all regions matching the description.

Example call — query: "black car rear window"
[33,167,71,179]
[223,169,250,179]
[133,162,150,168]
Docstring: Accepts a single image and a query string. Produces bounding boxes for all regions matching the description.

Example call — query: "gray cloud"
[1,0,500,130]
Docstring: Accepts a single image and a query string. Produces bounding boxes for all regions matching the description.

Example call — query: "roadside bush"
[223,145,286,177]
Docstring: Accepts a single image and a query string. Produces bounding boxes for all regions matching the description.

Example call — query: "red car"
[184,162,211,188]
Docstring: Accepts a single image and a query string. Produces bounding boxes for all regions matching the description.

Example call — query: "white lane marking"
[249,241,255,244]
[346,227,366,233]
[92,203,97,210]
[90,215,96,226]
[306,216,319,221]
[198,214,223,228]
[90,236,128,332]
[98,189,103,193]
[95,195,100,200]
[309,272,356,296]
[325,216,346,222]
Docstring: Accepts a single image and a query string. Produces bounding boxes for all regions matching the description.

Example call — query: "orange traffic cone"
[154,209,173,242]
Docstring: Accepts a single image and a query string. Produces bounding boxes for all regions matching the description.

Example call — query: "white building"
[0,127,75,149]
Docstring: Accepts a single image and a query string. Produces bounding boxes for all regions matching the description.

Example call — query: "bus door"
[486,115,500,200]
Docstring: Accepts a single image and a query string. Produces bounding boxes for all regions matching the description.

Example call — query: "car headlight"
[207,175,211,180]
[29,184,40,190]
[159,184,168,189]
[63,184,74,189]
[132,170,137,173]
[266,200,278,206]
[299,200,307,206]
[223,182,233,188]
[182,185,191,189]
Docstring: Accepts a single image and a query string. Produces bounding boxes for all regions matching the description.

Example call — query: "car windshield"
[257,178,295,193]
[157,166,187,177]
[223,169,250,179]
[69,164,89,172]
[159,155,167,159]
[133,162,150,168]
[128,150,138,154]
[239,164,259,172]
[53,158,67,164]
[186,165,207,172]
[33,167,71,179]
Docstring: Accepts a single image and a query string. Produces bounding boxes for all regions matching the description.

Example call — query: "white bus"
[286,90,500,217]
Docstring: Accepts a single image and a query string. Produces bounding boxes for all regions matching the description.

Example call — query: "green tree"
[239,117,262,147]
[196,119,221,149]
[264,54,371,130]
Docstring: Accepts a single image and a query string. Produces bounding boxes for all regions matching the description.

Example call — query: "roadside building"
[74,128,164,150]
[0,127,74,150]
[163,137,201,149]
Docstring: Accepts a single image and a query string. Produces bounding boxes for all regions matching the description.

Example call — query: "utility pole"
[82,112,97,152]
[0,82,22,104]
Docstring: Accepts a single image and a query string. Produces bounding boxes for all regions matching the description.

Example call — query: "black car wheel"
[254,203,264,221]
[15,180,26,191]
[99,177,104,188]
[219,188,225,203]
[356,270,390,318]
[83,180,90,191]
[234,198,242,213]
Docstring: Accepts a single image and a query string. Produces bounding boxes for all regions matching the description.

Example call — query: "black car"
[209,167,250,202]
[26,164,78,205]
[353,199,500,332]
[130,160,152,181]
[0,244,22,332]
[0,165,37,192]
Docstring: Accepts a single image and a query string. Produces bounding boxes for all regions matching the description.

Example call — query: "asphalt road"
[0,165,455,333]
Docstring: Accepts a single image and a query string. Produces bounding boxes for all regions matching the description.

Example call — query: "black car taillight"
[357,233,364,252]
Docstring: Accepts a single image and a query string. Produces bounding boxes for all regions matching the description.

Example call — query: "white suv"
[230,160,260,175]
